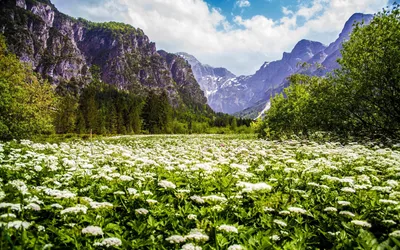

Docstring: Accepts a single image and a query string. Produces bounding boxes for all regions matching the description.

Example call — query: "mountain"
[176,52,236,112]
[0,0,208,109]
[180,13,373,117]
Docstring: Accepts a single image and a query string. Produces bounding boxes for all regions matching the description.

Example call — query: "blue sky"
[52,0,391,75]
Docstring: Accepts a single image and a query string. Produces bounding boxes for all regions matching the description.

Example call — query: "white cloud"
[236,0,251,8]
[52,0,389,75]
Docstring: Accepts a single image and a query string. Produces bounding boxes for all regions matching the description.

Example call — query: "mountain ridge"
[0,0,209,111]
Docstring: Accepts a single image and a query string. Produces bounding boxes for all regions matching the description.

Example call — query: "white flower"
[94,237,122,247]
[202,195,227,203]
[135,208,149,215]
[159,180,176,189]
[43,244,53,249]
[227,244,244,250]
[90,202,113,209]
[142,191,153,195]
[341,187,356,193]
[146,199,158,205]
[217,225,238,233]
[184,229,209,242]
[279,210,290,215]
[273,219,287,227]
[7,220,31,229]
[351,220,371,228]
[0,213,16,218]
[237,182,272,193]
[38,225,45,232]
[119,175,134,181]
[113,191,125,195]
[181,243,202,250]
[34,165,43,172]
[61,205,88,215]
[379,199,399,205]
[339,211,355,217]
[187,214,197,220]
[324,207,337,212]
[190,195,205,204]
[382,220,397,225]
[44,189,76,199]
[50,203,63,209]
[166,235,186,244]
[288,207,307,214]
[270,235,280,241]
[127,188,138,195]
[82,226,104,236]
[389,230,400,238]
[25,203,41,211]
[264,207,275,212]
[337,201,351,206]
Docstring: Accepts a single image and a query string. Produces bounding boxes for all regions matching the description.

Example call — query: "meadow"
[0,135,400,249]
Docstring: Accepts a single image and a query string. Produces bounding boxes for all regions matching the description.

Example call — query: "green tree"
[0,35,56,139]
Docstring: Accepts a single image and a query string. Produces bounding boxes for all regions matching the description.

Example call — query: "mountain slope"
[0,0,208,110]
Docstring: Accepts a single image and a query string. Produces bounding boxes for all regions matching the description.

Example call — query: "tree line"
[256,4,400,141]
[0,36,253,140]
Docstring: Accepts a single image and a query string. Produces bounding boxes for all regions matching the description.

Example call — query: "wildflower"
[166,235,186,244]
[44,188,76,199]
[43,244,53,249]
[61,205,88,215]
[379,199,399,205]
[0,203,21,212]
[351,220,371,228]
[327,231,340,236]
[279,210,290,215]
[119,175,134,181]
[187,214,197,220]
[50,203,63,209]
[190,195,205,204]
[181,243,202,250]
[237,182,272,192]
[339,211,355,217]
[38,225,45,232]
[288,207,307,214]
[227,245,244,250]
[0,213,16,218]
[25,203,41,211]
[337,201,351,206]
[382,220,396,225]
[184,229,209,242]
[371,186,392,193]
[217,225,238,233]
[389,230,400,238]
[146,199,158,205]
[324,207,337,212]
[127,188,138,195]
[34,165,43,172]
[202,195,227,203]
[94,237,122,247]
[7,221,31,229]
[142,191,153,195]
[341,187,356,193]
[90,202,113,209]
[82,226,104,236]
[270,235,280,241]
[273,219,287,227]
[159,180,176,189]
[113,191,125,195]
[135,208,149,215]
[264,207,275,212]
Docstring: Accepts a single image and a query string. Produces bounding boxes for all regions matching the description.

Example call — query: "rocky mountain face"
[176,52,236,112]
[0,0,208,109]
[179,13,373,116]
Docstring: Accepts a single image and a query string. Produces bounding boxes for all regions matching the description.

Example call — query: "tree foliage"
[259,4,400,140]
[0,35,56,140]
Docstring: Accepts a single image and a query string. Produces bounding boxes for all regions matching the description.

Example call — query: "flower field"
[1,135,400,249]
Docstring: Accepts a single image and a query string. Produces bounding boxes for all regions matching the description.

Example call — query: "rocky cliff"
[0,0,208,109]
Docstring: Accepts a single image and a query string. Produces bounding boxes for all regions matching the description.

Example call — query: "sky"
[52,0,392,76]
